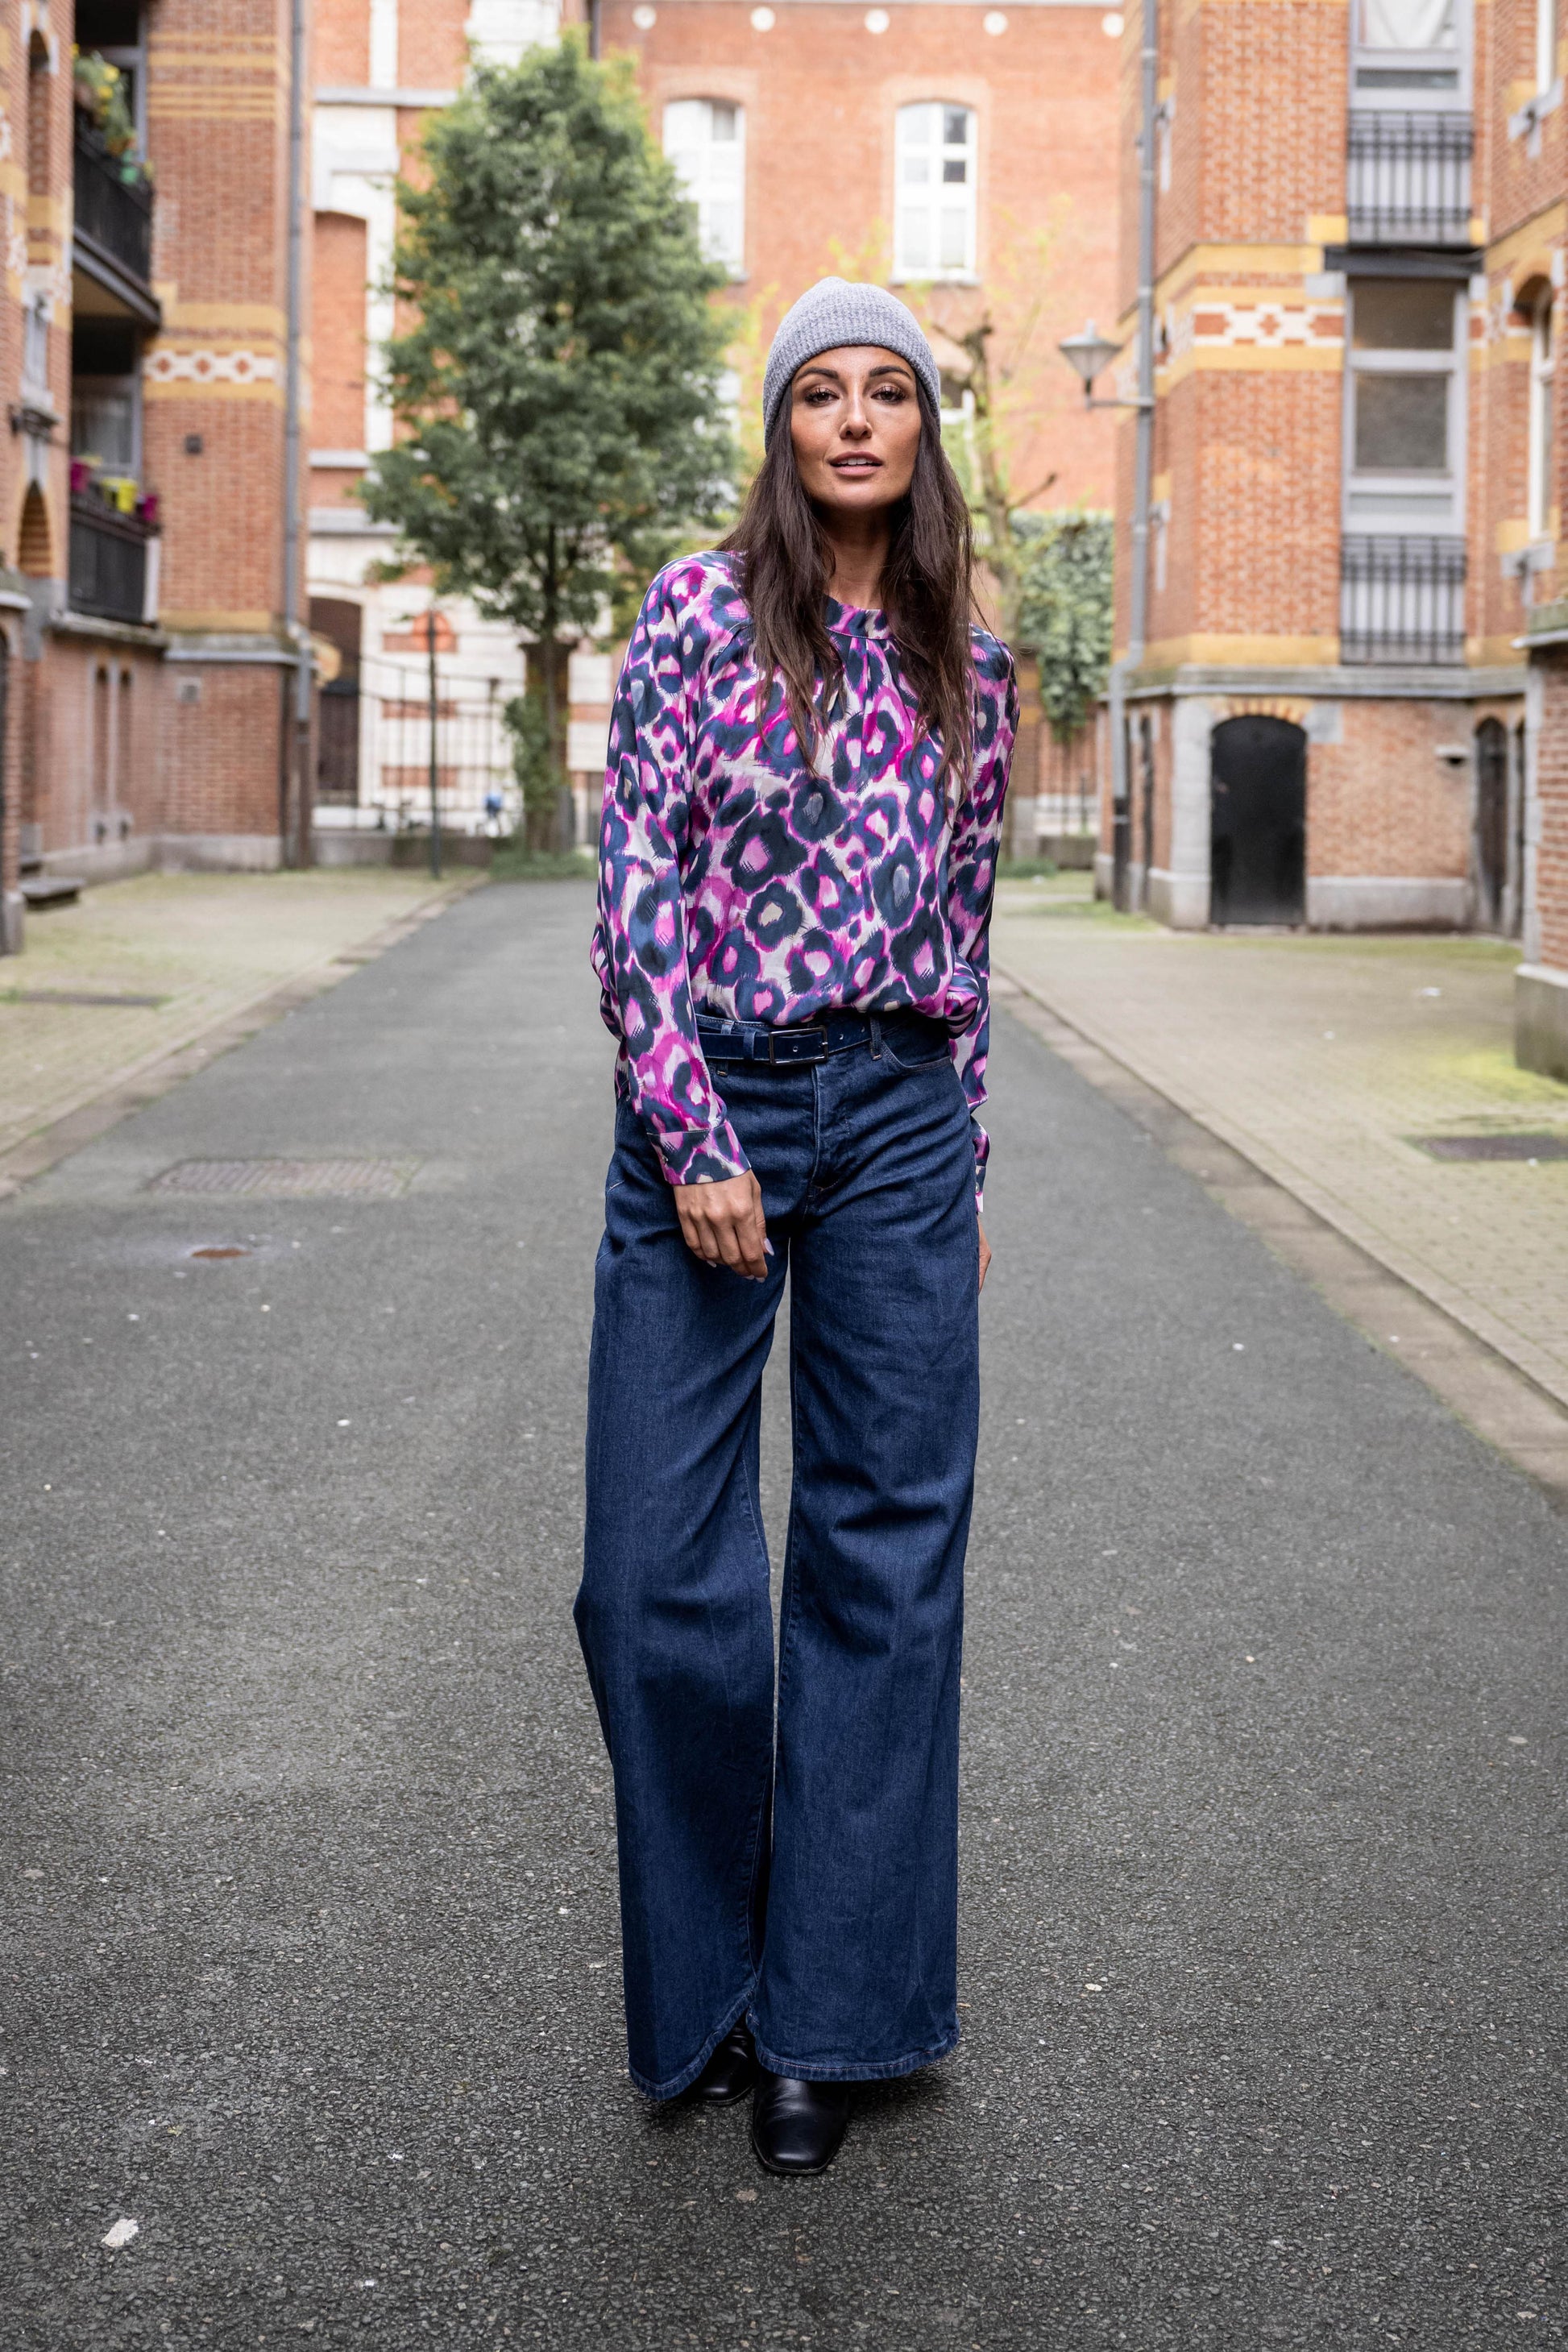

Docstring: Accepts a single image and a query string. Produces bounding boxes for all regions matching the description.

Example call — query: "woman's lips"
[829,456,882,471]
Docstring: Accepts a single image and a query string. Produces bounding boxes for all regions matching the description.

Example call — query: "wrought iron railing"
[68,496,155,624]
[73,114,154,288]
[1346,110,1473,245]
[1340,533,1466,664]
[317,682,515,823]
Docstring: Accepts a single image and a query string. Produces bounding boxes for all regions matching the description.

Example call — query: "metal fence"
[1346,111,1473,246]
[1339,533,1466,665]
[316,675,518,833]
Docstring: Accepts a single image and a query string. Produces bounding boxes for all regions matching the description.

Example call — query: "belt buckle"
[769,1026,822,1066]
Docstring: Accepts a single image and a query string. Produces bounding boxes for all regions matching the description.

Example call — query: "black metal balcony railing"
[69,495,155,624]
[73,114,153,289]
[1340,533,1466,665]
[1346,110,1473,245]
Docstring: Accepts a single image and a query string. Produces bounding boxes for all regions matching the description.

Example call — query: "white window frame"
[894,103,978,284]
[662,98,746,279]
[1529,288,1557,541]
[1350,0,1468,111]
[1342,276,1468,537]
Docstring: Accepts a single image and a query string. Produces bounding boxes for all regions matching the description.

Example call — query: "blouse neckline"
[823,593,890,641]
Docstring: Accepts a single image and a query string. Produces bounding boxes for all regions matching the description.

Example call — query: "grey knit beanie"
[761,277,941,448]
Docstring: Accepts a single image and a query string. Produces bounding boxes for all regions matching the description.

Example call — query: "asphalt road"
[2,880,1564,2352]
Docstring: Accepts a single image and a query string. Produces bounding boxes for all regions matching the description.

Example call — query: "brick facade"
[609,0,1120,852]
[1103,0,1564,961]
[0,0,313,942]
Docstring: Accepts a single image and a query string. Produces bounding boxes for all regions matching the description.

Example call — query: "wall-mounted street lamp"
[1057,321,1149,411]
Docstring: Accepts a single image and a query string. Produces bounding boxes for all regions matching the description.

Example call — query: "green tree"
[362,35,737,848]
[1014,510,1114,742]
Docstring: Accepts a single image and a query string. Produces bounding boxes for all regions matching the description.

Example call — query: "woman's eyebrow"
[797,362,915,386]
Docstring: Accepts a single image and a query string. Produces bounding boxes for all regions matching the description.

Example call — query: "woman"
[578,277,1016,2177]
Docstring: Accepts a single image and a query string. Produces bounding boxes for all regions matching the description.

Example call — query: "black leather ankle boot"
[686,2022,758,2105]
[750,2068,850,2175]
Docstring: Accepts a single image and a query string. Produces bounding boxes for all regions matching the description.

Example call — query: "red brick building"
[1,0,314,940]
[0,0,1119,937]
[301,0,1122,856]
[612,0,1122,850]
[1100,0,1567,1031]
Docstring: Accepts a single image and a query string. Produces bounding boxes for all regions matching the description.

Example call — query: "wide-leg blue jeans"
[575,1011,981,2100]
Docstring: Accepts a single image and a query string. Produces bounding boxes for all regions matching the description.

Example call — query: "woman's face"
[788,346,923,517]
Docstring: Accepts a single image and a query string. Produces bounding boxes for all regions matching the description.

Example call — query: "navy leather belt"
[697,1007,945,1066]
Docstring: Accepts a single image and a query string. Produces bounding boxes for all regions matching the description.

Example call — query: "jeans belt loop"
[870,1014,883,1060]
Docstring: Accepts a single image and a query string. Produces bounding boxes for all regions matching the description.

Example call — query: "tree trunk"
[526,533,572,854]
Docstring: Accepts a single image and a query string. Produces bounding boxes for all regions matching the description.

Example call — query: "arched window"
[662,99,745,276]
[894,104,977,281]
[1529,286,1555,541]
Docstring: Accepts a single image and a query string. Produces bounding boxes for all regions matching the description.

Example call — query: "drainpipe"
[589,0,602,59]
[1110,0,1159,908]
[282,0,312,867]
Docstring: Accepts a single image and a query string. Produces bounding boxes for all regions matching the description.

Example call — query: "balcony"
[72,114,159,327]
[1346,111,1473,246]
[69,493,158,625]
[1340,534,1466,665]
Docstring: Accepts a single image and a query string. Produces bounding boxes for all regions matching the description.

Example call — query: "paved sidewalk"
[992,879,1568,1410]
[0,869,472,1169]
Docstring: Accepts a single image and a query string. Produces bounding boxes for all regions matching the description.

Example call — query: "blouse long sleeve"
[944,641,1018,1205]
[591,571,749,1188]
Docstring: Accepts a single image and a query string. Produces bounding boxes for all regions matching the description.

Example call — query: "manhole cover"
[1412,1133,1568,1163]
[148,1158,420,1198]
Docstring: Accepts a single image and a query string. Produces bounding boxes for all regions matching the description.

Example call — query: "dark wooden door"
[1210,716,1307,927]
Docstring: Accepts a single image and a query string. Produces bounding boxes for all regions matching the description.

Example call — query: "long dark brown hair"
[720,380,977,795]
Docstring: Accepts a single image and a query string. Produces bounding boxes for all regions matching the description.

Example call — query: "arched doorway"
[1474,717,1508,933]
[1210,716,1307,927]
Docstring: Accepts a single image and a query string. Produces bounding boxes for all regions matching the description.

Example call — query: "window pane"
[942,157,967,183]
[1355,373,1449,469]
[1352,278,1454,350]
[72,385,136,469]
[711,102,738,140]
[1359,0,1455,46]
[903,217,931,270]
[902,155,931,185]
[902,105,935,144]
[940,208,968,268]
[943,106,970,144]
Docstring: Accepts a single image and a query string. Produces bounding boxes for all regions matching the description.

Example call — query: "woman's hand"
[977,1215,991,1293]
[674,1171,769,1281]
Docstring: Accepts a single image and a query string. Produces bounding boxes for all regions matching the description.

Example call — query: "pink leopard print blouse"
[591,551,1017,1201]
